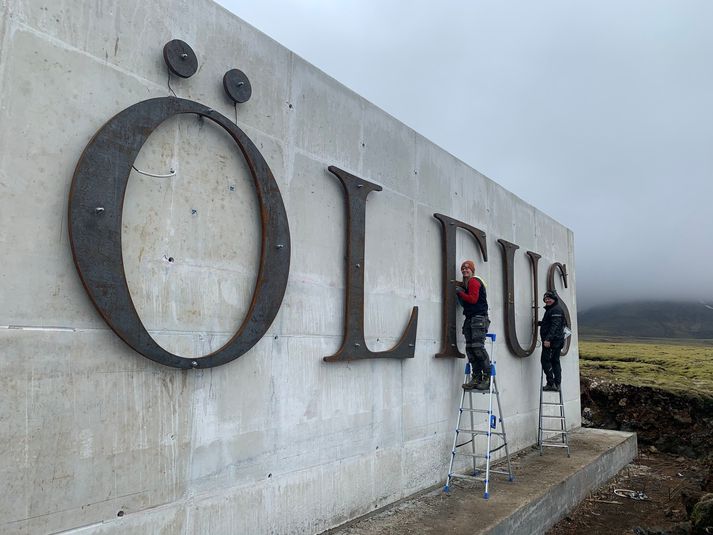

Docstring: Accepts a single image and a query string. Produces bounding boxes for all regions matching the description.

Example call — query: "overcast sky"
[216,0,713,310]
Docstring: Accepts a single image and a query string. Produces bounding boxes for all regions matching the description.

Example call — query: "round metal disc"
[223,69,252,103]
[163,40,198,79]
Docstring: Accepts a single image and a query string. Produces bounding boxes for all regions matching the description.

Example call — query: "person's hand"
[543,340,551,348]
[450,279,465,289]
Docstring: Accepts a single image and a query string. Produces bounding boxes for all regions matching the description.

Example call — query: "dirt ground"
[548,448,707,535]
[580,376,713,459]
[571,357,713,535]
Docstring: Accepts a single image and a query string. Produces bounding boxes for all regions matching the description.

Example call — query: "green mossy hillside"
[579,340,713,403]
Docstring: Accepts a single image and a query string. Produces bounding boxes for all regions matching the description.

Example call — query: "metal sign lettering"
[68,97,290,369]
[547,262,572,356]
[433,213,487,359]
[68,42,574,368]
[497,239,541,358]
[323,166,418,362]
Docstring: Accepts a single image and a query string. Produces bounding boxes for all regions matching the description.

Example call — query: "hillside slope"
[578,301,713,339]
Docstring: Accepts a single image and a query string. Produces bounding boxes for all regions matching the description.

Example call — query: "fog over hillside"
[578,300,713,339]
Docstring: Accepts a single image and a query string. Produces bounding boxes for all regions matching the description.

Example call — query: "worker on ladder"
[444,273,515,496]
[454,260,491,390]
[539,290,567,391]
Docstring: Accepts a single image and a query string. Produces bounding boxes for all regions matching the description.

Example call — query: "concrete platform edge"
[488,429,638,535]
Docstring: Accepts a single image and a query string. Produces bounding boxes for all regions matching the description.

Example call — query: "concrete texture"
[0,0,579,533]
[325,428,638,535]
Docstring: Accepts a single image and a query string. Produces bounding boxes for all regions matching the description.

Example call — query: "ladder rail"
[493,379,514,481]
[469,377,477,475]
[484,362,495,499]
[446,385,468,489]
[559,387,570,449]
[538,370,544,453]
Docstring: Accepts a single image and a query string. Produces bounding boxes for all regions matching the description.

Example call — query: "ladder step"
[461,408,491,414]
[489,469,512,476]
[541,415,566,419]
[459,430,506,436]
[450,473,486,483]
[541,442,569,449]
[454,452,489,459]
[540,428,568,433]
[542,402,564,406]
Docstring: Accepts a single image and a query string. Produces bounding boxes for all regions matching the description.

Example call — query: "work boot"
[463,374,479,390]
[543,383,557,392]
[475,376,491,390]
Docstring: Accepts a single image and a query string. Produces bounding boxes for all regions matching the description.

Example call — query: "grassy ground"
[579,338,713,402]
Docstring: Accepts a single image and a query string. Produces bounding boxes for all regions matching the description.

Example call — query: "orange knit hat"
[460,260,475,272]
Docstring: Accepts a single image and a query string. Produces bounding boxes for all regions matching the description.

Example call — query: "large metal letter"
[69,97,290,369]
[324,166,418,362]
[497,239,540,358]
[547,262,572,356]
[433,214,487,359]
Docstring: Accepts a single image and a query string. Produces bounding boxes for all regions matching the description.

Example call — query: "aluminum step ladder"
[537,371,570,456]
[443,334,514,499]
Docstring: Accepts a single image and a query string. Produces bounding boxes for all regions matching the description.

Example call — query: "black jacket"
[540,298,566,344]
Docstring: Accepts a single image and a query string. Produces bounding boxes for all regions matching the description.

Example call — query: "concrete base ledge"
[326,428,637,535]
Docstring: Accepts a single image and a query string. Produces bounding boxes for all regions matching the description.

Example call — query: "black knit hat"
[543,290,558,300]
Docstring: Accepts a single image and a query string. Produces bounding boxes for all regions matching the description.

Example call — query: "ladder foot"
[483,491,489,500]
[508,476,515,482]
[443,485,450,493]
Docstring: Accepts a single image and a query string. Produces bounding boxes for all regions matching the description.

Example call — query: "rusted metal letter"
[547,262,572,356]
[433,214,487,359]
[324,166,418,362]
[69,97,290,369]
[497,239,541,358]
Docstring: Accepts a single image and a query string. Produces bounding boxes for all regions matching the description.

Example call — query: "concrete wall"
[0,0,580,533]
